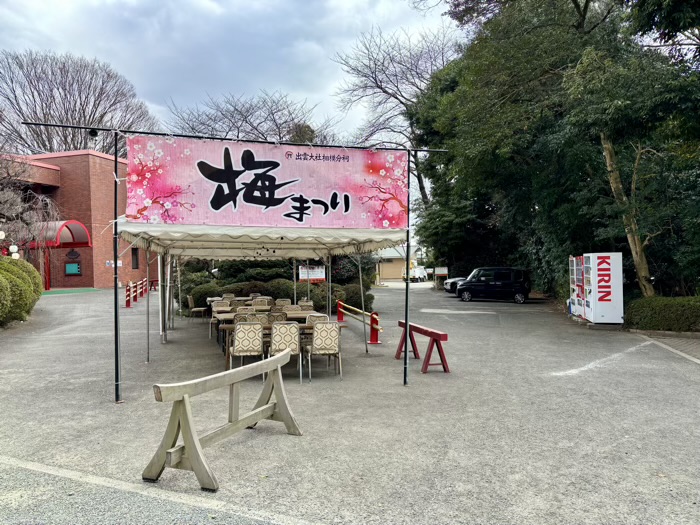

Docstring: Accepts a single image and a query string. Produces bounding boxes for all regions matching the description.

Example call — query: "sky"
[0,0,449,136]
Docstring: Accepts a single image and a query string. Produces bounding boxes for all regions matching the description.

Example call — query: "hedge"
[189,282,223,308]
[0,273,11,322]
[342,284,374,311]
[625,296,700,332]
[187,278,368,313]
[3,258,43,301]
[0,267,35,323]
[0,259,39,309]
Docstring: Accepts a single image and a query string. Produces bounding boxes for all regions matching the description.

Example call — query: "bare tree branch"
[0,50,159,156]
[333,23,463,204]
[168,90,338,145]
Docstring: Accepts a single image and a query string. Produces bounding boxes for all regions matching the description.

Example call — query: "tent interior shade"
[118,219,406,259]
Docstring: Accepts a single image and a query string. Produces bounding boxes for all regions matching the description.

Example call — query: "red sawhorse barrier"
[395,320,450,374]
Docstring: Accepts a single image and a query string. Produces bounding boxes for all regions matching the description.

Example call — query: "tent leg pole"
[177,257,182,320]
[112,130,121,403]
[358,256,368,354]
[293,259,297,304]
[306,259,310,300]
[403,149,411,386]
[327,254,332,317]
[146,248,150,364]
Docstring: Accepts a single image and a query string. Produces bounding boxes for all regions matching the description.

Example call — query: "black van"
[455,267,531,304]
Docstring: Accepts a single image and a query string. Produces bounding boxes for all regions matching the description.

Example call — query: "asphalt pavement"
[1,283,699,524]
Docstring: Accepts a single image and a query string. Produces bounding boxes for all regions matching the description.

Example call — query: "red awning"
[28,220,92,249]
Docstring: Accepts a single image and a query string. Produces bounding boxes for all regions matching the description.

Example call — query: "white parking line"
[0,455,319,525]
[641,335,700,366]
[550,341,653,376]
[419,309,497,315]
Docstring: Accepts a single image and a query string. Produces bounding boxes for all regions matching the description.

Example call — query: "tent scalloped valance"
[117,219,406,260]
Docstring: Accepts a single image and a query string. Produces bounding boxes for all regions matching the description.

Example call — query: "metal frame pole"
[293,258,297,304]
[146,247,150,363]
[327,254,332,317]
[357,256,369,354]
[113,131,122,402]
[306,259,310,300]
[403,151,411,386]
[177,257,182,320]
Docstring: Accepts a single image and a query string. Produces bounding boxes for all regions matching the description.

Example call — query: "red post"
[125,282,132,308]
[368,312,381,344]
[133,281,138,303]
[337,300,344,322]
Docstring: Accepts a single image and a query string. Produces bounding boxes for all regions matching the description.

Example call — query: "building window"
[131,247,139,270]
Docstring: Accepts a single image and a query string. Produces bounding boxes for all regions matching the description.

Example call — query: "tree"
[0,146,61,284]
[563,46,700,296]
[410,0,700,298]
[626,0,700,63]
[412,0,619,33]
[334,24,462,205]
[168,90,337,144]
[0,50,159,155]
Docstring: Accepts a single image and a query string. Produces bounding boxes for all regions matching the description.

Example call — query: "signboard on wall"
[125,136,408,230]
[298,265,326,283]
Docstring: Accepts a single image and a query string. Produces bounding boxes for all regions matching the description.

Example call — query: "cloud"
[0,0,451,134]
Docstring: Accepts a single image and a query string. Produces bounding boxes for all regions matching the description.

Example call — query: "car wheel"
[461,291,472,302]
[514,293,526,304]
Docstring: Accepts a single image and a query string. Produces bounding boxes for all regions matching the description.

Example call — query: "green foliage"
[627,0,700,42]
[331,255,376,286]
[342,284,374,311]
[309,283,346,314]
[408,0,700,297]
[182,258,210,273]
[0,273,11,323]
[216,260,291,281]
[220,282,249,296]
[177,271,211,305]
[0,267,35,322]
[625,296,700,331]
[237,268,291,283]
[189,282,222,309]
[0,258,39,308]
[264,278,295,299]
[0,258,42,301]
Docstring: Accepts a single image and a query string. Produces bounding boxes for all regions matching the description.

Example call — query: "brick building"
[16,150,154,289]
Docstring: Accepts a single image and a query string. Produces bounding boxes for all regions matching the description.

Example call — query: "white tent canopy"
[118,219,406,259]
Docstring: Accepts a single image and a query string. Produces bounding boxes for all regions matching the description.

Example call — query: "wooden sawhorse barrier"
[142,349,302,491]
[395,320,450,374]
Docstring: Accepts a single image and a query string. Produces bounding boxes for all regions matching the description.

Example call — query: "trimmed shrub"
[264,279,295,300]
[242,280,268,296]
[238,268,290,283]
[220,282,250,296]
[625,296,700,332]
[190,282,222,309]
[0,268,35,322]
[178,271,213,304]
[342,283,375,311]
[0,260,38,308]
[2,258,43,301]
[309,283,346,314]
[0,273,11,323]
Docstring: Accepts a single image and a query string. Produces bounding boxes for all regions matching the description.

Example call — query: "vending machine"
[569,252,624,324]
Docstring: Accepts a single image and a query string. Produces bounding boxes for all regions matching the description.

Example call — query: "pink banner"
[125,136,408,229]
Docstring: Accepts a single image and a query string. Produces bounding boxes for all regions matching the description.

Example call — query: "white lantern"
[9,245,18,253]
[0,231,5,240]
[11,253,20,260]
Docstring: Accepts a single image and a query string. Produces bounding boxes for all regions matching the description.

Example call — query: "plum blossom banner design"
[124,136,408,229]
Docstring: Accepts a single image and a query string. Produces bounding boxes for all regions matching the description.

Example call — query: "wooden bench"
[142,349,302,491]
[395,320,450,374]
